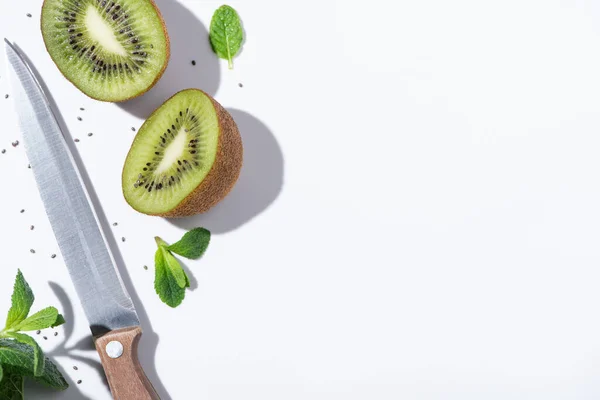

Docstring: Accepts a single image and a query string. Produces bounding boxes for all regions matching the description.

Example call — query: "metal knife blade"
[4,39,140,336]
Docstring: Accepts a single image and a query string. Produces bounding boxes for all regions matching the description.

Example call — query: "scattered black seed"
[20,209,25,213]
[51,254,57,259]
[5,94,8,99]
[80,107,85,111]
[88,132,93,137]
[77,380,82,385]
[113,222,118,226]
[131,127,136,131]
[122,237,126,242]
[54,332,58,336]
[74,138,80,142]
[26,13,32,17]
[12,141,19,147]
[144,265,148,270]
[73,366,78,370]
[1,149,5,154]
[30,225,34,230]
[43,336,47,340]
[30,249,35,254]
[36,330,41,335]
[191,60,196,66]
[77,116,82,121]
[239,83,243,88]
[28,164,31,169]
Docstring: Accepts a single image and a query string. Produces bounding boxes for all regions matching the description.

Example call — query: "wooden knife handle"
[94,326,160,400]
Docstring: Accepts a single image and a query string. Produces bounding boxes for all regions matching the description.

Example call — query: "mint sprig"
[0,270,68,398]
[154,228,211,308]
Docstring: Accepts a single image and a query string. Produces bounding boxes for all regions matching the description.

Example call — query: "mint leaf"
[161,248,188,288]
[154,248,186,308]
[5,271,34,330]
[0,363,3,383]
[0,339,68,390]
[13,307,58,332]
[0,369,24,400]
[51,314,65,328]
[209,5,244,69]
[6,333,44,377]
[167,228,211,260]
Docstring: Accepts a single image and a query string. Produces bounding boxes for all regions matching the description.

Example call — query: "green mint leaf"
[13,307,58,332]
[167,228,211,260]
[6,333,44,377]
[0,339,68,390]
[5,270,34,330]
[209,5,244,69]
[154,248,186,308]
[0,369,24,400]
[162,248,188,288]
[0,363,3,383]
[51,314,65,328]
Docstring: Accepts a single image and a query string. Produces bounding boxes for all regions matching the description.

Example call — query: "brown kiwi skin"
[122,89,244,217]
[40,0,170,103]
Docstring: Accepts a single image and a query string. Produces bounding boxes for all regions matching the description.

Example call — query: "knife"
[4,39,160,400]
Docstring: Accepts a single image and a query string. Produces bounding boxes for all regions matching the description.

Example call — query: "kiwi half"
[122,89,243,217]
[41,0,169,102]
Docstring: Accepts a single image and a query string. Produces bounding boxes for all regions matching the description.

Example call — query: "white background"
[2,0,600,398]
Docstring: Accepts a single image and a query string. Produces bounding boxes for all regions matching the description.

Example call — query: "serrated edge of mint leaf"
[5,270,34,330]
[167,227,211,260]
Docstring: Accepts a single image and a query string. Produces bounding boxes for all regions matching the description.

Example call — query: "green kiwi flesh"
[41,0,169,102]
[122,89,243,216]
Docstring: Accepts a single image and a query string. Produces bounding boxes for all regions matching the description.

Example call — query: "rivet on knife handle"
[95,327,160,400]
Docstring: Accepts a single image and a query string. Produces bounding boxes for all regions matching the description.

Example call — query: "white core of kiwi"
[84,5,127,56]
[155,127,188,174]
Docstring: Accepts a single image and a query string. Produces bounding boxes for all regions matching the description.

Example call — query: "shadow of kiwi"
[166,109,285,234]
[14,45,172,400]
[116,0,220,118]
